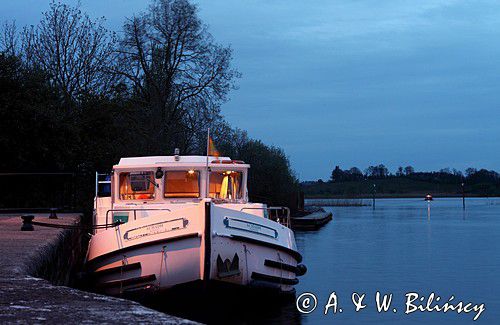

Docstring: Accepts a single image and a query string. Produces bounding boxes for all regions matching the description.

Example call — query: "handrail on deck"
[104,208,172,229]
[240,206,291,228]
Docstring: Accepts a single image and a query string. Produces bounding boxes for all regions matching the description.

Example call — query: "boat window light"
[119,172,155,200]
[164,170,200,198]
[209,170,243,200]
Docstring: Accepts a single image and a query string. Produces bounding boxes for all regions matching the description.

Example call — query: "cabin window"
[209,171,243,200]
[119,172,155,200]
[164,170,200,198]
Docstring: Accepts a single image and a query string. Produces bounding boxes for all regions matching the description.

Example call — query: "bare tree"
[0,21,19,55]
[115,0,240,151]
[22,1,117,102]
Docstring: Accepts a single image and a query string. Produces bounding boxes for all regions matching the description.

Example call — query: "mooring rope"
[120,255,127,295]
[29,220,122,230]
[158,245,166,289]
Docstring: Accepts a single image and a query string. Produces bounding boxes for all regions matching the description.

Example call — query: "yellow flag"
[208,136,220,157]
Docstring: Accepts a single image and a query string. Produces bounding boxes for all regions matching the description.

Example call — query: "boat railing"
[240,206,291,228]
[105,208,172,229]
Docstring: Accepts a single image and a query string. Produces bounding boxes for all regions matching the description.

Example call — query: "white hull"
[87,201,303,296]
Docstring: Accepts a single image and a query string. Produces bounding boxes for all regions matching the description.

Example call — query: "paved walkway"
[0,214,195,324]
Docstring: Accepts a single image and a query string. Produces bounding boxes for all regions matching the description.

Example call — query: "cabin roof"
[116,156,249,168]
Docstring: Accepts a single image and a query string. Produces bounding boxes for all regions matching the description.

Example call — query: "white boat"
[86,153,306,297]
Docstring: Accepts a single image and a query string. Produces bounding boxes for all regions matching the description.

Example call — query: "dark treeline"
[0,0,298,211]
[303,164,500,197]
[328,164,499,183]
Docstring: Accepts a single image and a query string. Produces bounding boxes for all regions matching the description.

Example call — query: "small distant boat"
[424,194,433,201]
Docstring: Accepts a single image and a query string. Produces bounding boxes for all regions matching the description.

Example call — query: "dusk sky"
[3,0,500,180]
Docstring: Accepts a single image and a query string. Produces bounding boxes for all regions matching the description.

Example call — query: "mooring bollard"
[21,215,35,231]
[49,208,58,219]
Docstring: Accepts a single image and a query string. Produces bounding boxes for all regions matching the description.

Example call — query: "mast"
[205,128,210,198]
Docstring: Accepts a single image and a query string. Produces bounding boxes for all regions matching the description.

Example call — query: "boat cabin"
[97,155,250,204]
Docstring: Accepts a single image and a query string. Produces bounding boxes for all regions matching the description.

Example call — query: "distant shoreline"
[301,172,500,199]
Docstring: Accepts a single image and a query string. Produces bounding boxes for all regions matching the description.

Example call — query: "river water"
[150,197,499,324]
[294,197,500,324]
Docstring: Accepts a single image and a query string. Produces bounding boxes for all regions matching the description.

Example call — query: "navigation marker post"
[372,184,376,209]
[461,182,466,210]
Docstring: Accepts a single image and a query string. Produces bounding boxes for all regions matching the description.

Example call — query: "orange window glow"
[209,171,242,200]
[119,172,155,200]
[164,171,200,198]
